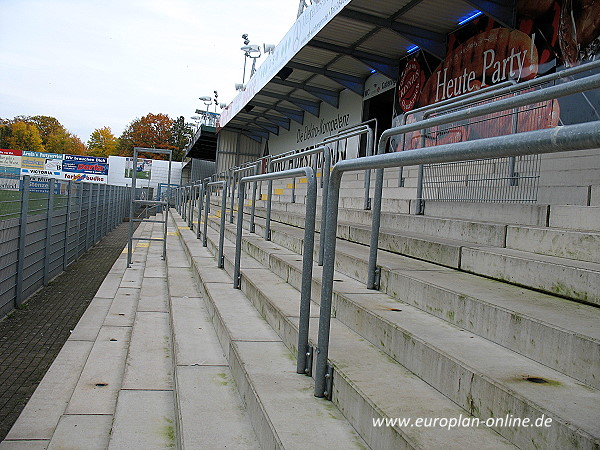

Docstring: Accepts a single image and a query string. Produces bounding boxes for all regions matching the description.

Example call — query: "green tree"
[169,116,194,160]
[8,121,44,152]
[27,115,65,147]
[87,126,118,157]
[46,129,86,155]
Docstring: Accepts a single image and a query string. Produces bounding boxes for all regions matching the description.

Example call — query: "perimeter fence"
[0,174,130,318]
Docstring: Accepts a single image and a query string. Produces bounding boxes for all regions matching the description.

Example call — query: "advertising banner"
[61,154,108,183]
[21,151,63,178]
[0,149,22,175]
[393,1,600,150]
[125,157,152,180]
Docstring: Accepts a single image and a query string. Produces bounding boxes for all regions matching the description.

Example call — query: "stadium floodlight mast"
[199,96,212,112]
[238,34,276,91]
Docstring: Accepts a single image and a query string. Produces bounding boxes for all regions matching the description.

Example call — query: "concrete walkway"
[0,221,134,442]
[0,215,259,449]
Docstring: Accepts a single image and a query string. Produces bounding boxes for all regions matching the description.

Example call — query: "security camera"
[235,83,245,91]
[263,44,275,54]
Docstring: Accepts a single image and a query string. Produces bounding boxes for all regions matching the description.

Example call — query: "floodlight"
[263,44,275,54]
[219,103,227,109]
[235,83,246,91]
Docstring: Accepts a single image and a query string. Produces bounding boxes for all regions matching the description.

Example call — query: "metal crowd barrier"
[233,167,318,376]
[203,180,227,269]
[314,120,600,398]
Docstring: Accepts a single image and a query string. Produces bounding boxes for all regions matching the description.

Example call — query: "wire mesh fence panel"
[398,81,562,203]
[0,176,127,315]
[0,218,19,317]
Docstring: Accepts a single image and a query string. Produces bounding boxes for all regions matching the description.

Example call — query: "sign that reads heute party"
[393,1,600,150]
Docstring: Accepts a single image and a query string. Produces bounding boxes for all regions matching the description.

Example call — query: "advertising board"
[21,151,63,178]
[61,154,108,183]
[0,149,22,175]
[393,1,600,150]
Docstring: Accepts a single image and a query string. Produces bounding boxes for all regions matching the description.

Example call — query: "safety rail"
[202,179,227,268]
[399,60,600,208]
[258,145,331,266]
[229,165,257,224]
[127,147,172,267]
[314,119,600,398]
[233,167,317,376]
[368,70,600,288]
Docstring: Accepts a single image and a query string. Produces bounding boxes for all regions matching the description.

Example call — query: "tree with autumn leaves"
[0,115,86,154]
[115,113,193,160]
[1,113,194,160]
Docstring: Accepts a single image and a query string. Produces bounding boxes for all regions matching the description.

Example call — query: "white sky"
[0,0,299,143]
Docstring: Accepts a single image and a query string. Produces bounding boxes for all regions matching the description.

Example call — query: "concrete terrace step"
[173,211,516,450]
[243,203,600,304]
[164,230,260,449]
[170,216,369,450]
[0,221,162,449]
[217,214,600,390]
[198,212,600,450]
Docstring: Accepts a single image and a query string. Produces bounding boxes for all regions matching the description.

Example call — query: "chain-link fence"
[0,174,130,318]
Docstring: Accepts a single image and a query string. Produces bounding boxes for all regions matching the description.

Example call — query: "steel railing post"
[296,168,317,375]
[43,179,55,286]
[63,181,73,270]
[230,169,236,223]
[233,182,246,289]
[250,161,259,233]
[363,128,374,210]
[318,146,331,266]
[265,167,273,241]
[218,181,227,268]
[203,181,210,248]
[314,168,342,398]
[15,176,30,308]
[196,183,204,240]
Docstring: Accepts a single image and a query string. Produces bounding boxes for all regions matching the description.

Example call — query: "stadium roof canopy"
[218,0,516,142]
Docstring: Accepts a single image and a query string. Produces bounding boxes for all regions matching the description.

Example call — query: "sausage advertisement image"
[393,0,599,151]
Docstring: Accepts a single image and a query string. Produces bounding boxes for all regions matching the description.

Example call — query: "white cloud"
[0,0,298,142]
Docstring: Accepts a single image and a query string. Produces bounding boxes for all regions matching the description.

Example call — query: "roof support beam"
[463,0,516,28]
[248,100,304,125]
[258,91,320,118]
[226,126,263,143]
[241,110,291,130]
[286,62,365,95]
[338,9,446,60]
[269,78,339,108]
[247,120,279,135]
[307,39,399,79]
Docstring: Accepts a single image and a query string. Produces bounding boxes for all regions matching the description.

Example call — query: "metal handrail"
[262,145,331,266]
[398,59,600,193]
[233,167,318,376]
[321,124,375,209]
[203,179,227,268]
[230,165,257,224]
[314,120,600,398]
[368,71,600,289]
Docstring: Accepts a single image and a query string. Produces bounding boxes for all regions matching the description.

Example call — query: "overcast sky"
[0,0,299,143]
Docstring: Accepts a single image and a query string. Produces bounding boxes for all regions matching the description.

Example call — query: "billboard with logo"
[21,151,63,178]
[61,154,108,183]
[393,1,600,150]
[0,149,22,175]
